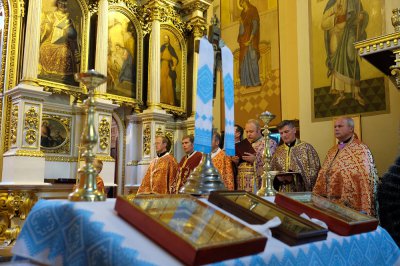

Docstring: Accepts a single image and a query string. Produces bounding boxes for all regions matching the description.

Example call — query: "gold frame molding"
[1,0,24,154]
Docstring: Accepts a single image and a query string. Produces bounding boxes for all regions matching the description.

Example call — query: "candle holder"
[179,152,226,196]
[69,70,107,202]
[257,111,276,197]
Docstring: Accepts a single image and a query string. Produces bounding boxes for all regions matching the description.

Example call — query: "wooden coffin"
[208,191,328,246]
[274,192,378,236]
[115,194,267,266]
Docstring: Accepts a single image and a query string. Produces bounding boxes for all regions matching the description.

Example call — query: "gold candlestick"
[69,70,107,202]
[257,111,276,197]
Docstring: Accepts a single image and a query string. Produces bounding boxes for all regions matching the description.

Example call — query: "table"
[12,198,400,266]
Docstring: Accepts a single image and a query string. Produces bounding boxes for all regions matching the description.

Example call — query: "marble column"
[148,19,162,110]
[181,0,210,117]
[21,0,41,84]
[95,0,109,94]
[1,87,50,184]
[190,21,206,118]
[142,0,166,111]
[124,114,141,190]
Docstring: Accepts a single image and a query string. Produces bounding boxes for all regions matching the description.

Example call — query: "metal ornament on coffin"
[257,111,277,197]
[69,70,107,202]
[179,152,226,196]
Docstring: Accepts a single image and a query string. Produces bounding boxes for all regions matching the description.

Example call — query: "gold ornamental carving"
[88,2,98,13]
[0,191,37,246]
[10,104,18,145]
[127,160,138,166]
[15,150,44,157]
[3,100,12,153]
[18,1,25,17]
[143,125,151,156]
[109,0,150,35]
[392,8,400,32]
[5,1,20,90]
[98,117,110,150]
[45,156,78,162]
[42,85,85,101]
[0,99,2,140]
[165,131,174,154]
[95,155,115,162]
[182,1,210,15]
[0,1,9,94]
[25,129,37,145]
[24,106,39,130]
[187,17,207,38]
[24,106,39,145]
[144,2,188,35]
[156,126,163,136]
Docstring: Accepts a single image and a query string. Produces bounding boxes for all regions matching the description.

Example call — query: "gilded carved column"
[21,0,41,84]
[95,0,109,94]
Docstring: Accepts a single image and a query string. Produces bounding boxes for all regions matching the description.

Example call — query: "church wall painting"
[104,4,143,107]
[311,0,389,121]
[40,114,71,155]
[107,10,137,100]
[158,25,186,114]
[220,0,281,127]
[38,0,84,87]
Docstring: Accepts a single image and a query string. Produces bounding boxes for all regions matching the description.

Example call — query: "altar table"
[12,198,400,266]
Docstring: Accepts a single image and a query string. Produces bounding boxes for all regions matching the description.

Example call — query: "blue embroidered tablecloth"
[12,199,400,266]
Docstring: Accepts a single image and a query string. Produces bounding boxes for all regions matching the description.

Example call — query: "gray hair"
[246,119,261,130]
[277,120,296,130]
[340,117,354,129]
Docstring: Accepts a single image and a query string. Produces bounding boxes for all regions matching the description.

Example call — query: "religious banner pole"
[221,44,235,157]
[181,15,235,195]
[180,36,225,195]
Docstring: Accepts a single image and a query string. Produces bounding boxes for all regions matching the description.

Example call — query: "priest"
[170,135,202,193]
[232,119,265,192]
[137,136,178,194]
[211,131,234,190]
[270,120,320,191]
[313,117,378,216]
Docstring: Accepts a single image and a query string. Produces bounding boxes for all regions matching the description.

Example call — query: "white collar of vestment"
[155,152,169,160]
[187,151,198,159]
[211,148,221,159]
